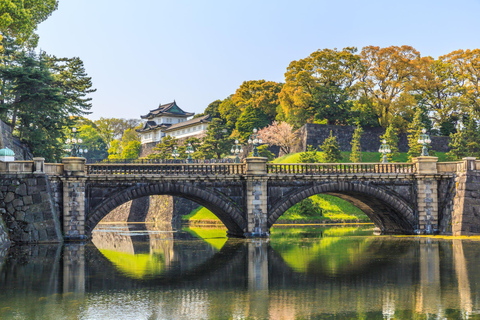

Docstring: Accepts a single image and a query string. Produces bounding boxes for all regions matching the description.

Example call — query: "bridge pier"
[62,157,87,240]
[245,158,269,237]
[414,156,439,234]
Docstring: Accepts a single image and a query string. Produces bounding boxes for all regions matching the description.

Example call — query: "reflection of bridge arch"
[86,182,246,237]
[269,182,416,234]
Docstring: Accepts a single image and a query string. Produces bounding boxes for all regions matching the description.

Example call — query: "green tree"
[447,118,480,160]
[94,117,141,147]
[235,105,269,141]
[197,119,232,159]
[320,131,342,163]
[380,124,400,162]
[121,141,141,160]
[0,52,69,161]
[407,108,427,161]
[147,135,178,160]
[293,197,323,217]
[107,140,122,160]
[299,145,321,163]
[256,145,275,161]
[0,0,58,47]
[218,97,241,132]
[177,137,202,160]
[350,124,363,162]
[76,124,108,160]
[280,47,362,128]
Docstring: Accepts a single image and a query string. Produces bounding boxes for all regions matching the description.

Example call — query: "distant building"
[137,101,210,157]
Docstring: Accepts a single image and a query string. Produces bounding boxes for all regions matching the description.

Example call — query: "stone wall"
[295,124,451,153]
[100,195,199,225]
[0,215,10,250]
[452,169,480,235]
[0,120,32,160]
[0,174,62,243]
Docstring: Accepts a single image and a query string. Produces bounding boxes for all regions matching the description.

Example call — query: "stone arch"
[268,182,416,234]
[86,182,246,237]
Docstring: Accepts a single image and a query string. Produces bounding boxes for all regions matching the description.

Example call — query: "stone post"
[413,156,438,234]
[62,157,87,240]
[33,157,45,173]
[452,157,480,235]
[245,157,269,237]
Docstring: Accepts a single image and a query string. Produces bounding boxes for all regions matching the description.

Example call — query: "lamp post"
[64,127,88,157]
[231,140,244,163]
[378,139,391,163]
[247,128,262,157]
[185,143,194,163]
[417,128,431,156]
[171,146,179,161]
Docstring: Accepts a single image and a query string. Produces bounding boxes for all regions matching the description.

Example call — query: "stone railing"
[437,162,460,174]
[266,163,416,175]
[0,161,34,173]
[44,163,64,175]
[86,163,246,175]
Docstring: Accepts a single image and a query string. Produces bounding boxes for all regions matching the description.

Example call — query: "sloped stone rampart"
[0,174,62,243]
[295,124,450,153]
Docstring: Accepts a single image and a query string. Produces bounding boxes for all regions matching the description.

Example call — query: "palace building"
[137,101,210,156]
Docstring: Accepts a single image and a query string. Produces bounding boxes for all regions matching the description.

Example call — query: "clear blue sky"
[36,0,480,120]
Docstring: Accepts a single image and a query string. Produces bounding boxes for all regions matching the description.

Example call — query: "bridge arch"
[85,182,246,237]
[268,182,416,234]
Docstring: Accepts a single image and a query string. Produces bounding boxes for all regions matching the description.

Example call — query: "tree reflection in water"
[0,225,478,319]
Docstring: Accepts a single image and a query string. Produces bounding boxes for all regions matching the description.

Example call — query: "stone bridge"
[1,156,480,242]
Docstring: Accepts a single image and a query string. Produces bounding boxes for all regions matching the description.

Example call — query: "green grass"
[182,206,219,221]
[278,194,369,222]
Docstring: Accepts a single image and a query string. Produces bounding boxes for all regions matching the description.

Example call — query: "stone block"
[4,192,14,203]
[12,198,23,208]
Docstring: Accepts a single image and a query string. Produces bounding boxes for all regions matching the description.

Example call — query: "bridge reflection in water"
[0,225,479,319]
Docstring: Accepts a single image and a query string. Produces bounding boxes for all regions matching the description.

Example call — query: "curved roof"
[0,147,15,157]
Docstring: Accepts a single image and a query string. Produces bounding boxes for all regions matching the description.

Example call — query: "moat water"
[0,224,479,319]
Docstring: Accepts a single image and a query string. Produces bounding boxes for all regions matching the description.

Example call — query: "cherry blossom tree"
[258,121,298,155]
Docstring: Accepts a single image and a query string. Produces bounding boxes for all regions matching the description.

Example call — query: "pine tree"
[350,124,363,162]
[299,145,320,163]
[407,108,426,162]
[197,118,232,159]
[447,118,480,160]
[380,124,399,162]
[320,131,342,163]
[148,136,178,160]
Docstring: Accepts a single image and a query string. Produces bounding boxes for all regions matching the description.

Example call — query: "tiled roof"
[140,101,194,119]
[136,121,171,133]
[163,115,211,132]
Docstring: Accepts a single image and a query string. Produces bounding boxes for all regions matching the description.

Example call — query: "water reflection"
[0,225,479,319]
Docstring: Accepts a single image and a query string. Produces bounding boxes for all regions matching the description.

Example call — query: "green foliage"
[177,137,202,160]
[292,197,322,217]
[380,123,400,162]
[299,145,321,163]
[94,118,140,147]
[447,118,480,160]
[218,97,240,132]
[350,124,363,162]
[407,108,427,161]
[148,135,178,160]
[0,0,58,47]
[256,144,275,161]
[197,118,232,159]
[0,52,69,161]
[320,131,342,162]
[121,141,141,159]
[107,140,122,160]
[76,124,108,160]
[235,105,270,141]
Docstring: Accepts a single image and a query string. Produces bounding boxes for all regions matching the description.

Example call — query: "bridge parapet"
[267,163,415,175]
[86,162,245,176]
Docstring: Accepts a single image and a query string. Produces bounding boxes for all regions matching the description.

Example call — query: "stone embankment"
[0,174,62,243]
[100,195,199,225]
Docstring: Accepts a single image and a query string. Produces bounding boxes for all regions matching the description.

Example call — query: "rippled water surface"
[1,224,480,319]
